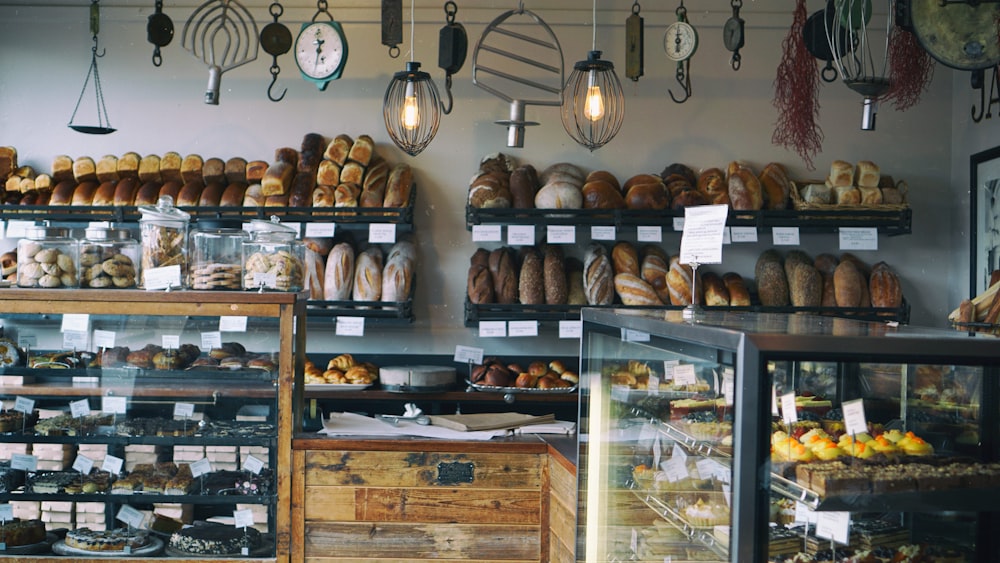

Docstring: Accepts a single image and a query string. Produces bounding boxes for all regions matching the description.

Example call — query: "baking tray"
[465,380,577,394]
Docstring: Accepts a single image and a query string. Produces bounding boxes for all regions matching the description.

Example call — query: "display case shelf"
[635,491,730,561]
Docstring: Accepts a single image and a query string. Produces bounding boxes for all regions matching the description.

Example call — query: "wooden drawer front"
[304,521,540,561]
[305,450,543,489]
[305,486,542,524]
[548,459,577,562]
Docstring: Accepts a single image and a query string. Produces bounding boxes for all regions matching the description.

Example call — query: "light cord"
[410,0,415,62]
[591,0,596,51]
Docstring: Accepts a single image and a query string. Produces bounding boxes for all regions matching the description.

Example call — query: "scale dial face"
[295,21,347,87]
[664,21,698,62]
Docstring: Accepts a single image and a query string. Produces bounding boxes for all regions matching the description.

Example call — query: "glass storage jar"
[242,218,304,292]
[138,195,190,289]
[189,225,248,290]
[17,225,79,288]
[79,227,140,289]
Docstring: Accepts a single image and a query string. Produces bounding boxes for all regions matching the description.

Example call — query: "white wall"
[0,1,960,356]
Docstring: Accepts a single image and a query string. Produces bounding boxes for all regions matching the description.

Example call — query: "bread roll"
[181,154,204,184]
[623,174,661,193]
[198,182,226,207]
[722,272,751,306]
[661,163,697,187]
[304,248,325,300]
[73,156,98,183]
[800,183,832,204]
[117,152,140,180]
[584,244,613,305]
[224,157,248,184]
[243,184,265,208]
[510,165,539,209]
[858,185,883,205]
[274,147,299,167]
[91,181,116,206]
[353,247,383,302]
[582,179,626,209]
[789,263,822,307]
[611,242,640,276]
[728,166,764,210]
[383,163,413,208]
[52,155,74,182]
[96,155,120,183]
[113,177,139,206]
[835,186,861,206]
[158,152,182,182]
[869,261,902,309]
[72,181,99,206]
[324,242,355,300]
[518,247,544,305]
[245,160,268,183]
[348,135,375,166]
[624,181,669,210]
[640,251,670,303]
[221,183,247,207]
[755,250,789,306]
[134,181,163,206]
[489,247,517,304]
[158,180,182,202]
[261,161,294,197]
[324,134,354,165]
[829,160,854,187]
[614,272,662,306]
[138,155,161,183]
[671,189,709,209]
[467,248,494,304]
[340,161,365,186]
[856,160,880,188]
[288,173,314,208]
[701,271,730,306]
[758,162,792,210]
[543,245,568,305]
[833,260,865,307]
[177,181,205,207]
[667,256,698,306]
[299,132,326,173]
[469,173,512,208]
[880,186,904,205]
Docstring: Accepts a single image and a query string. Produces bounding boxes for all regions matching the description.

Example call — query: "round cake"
[64,527,149,551]
[0,519,45,547]
[169,523,261,555]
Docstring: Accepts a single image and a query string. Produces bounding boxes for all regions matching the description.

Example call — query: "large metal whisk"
[182,0,259,105]
[825,0,891,130]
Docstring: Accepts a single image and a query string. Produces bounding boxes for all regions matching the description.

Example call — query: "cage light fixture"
[383,2,442,156]
[561,0,624,151]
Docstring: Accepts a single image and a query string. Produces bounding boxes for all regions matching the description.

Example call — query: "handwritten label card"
[174,402,195,419]
[335,316,365,337]
[479,321,507,338]
[781,392,798,424]
[590,226,616,241]
[13,397,34,415]
[72,455,94,475]
[144,265,182,290]
[673,364,697,386]
[636,226,662,242]
[116,505,145,529]
[190,458,212,478]
[368,223,397,244]
[839,227,878,251]
[102,396,127,415]
[453,345,483,365]
[816,512,851,545]
[508,320,538,337]
[772,227,800,246]
[472,224,502,242]
[243,455,265,475]
[680,204,729,265]
[559,320,582,339]
[70,399,91,418]
[507,225,535,246]
[546,226,575,244]
[842,398,868,436]
[102,454,124,475]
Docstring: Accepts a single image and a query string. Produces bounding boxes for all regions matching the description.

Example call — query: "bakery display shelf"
[1,366,275,382]
[0,434,275,448]
[764,207,911,235]
[650,420,733,460]
[305,298,414,324]
[302,387,578,403]
[0,492,274,504]
[0,381,275,399]
[769,471,821,510]
[633,491,730,561]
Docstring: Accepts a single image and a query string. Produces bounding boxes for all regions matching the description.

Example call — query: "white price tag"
[201,331,223,350]
[546,225,575,244]
[190,458,212,478]
[636,226,662,242]
[63,330,88,350]
[621,329,650,342]
[772,227,800,246]
[781,392,798,424]
[662,359,679,381]
[472,224,502,242]
[116,505,145,529]
[174,402,195,419]
[478,321,507,338]
[722,369,735,406]
[13,397,34,415]
[794,501,819,524]
[102,455,124,475]
[558,320,582,339]
[368,223,397,243]
[673,364,697,386]
[16,334,36,349]
[251,271,278,289]
[839,227,878,251]
[610,384,630,403]
[842,398,868,436]
[92,329,116,349]
[652,435,662,471]
[282,223,302,236]
[508,320,538,337]
[590,226,616,241]
[219,316,248,333]
[453,345,484,365]
[696,458,732,484]
[243,455,265,475]
[661,454,689,482]
[233,508,255,529]
[672,217,685,232]
[72,455,94,474]
[70,399,91,418]
[816,512,851,545]
[730,226,758,243]
[10,454,36,472]
[161,334,180,349]
[102,396,127,415]
[304,222,336,238]
[143,265,182,290]
[671,444,688,465]
[0,504,13,522]
[647,376,660,396]
[335,316,365,337]
[772,385,780,415]
[61,313,90,333]
[506,225,535,246]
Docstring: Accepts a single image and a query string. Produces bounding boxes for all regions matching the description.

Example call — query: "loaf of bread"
[789,262,822,307]
[701,271,730,306]
[820,273,837,307]
[138,155,161,183]
[288,173,314,208]
[661,163,697,187]
[625,180,669,210]
[221,183,248,207]
[833,260,865,307]
[622,173,660,193]
[34,174,51,191]
[667,255,697,305]
[672,189,709,209]
[177,181,205,207]
[348,135,376,167]
[518,247,544,305]
[96,155,120,183]
[243,184,265,207]
[316,160,341,187]
[800,183,832,204]
[359,169,387,208]
[587,170,621,193]
[158,152,182,183]
[468,248,495,304]
[584,244,614,305]
[510,165,539,209]
[72,181,99,206]
[383,163,413,208]
[758,162,792,210]
[858,185,883,205]
[539,162,585,186]
[180,154,204,184]
[134,181,163,206]
[198,182,226,207]
[265,194,290,207]
[696,168,729,205]
[304,248,325,300]
[382,240,415,302]
[880,185,904,205]
[856,160,880,188]
[245,160,268,183]
[274,147,299,167]
[640,251,670,303]
[828,160,854,187]
[723,272,751,306]
[51,155,74,182]
[324,242,355,300]
[92,181,117,206]
[202,158,225,185]
[303,237,333,257]
[364,158,389,190]
[469,172,512,208]
[334,183,361,209]
[535,180,583,209]
[869,261,902,308]
[157,180,182,203]
[755,250,789,306]
[489,247,518,304]
[835,186,861,206]
[814,253,839,275]
[113,177,139,206]
[614,272,662,306]
[353,247,383,302]
[543,245,568,305]
[728,165,764,210]
[612,242,640,277]
[117,152,140,180]
[582,179,626,209]
[783,250,812,282]
[224,157,248,184]
[566,257,587,305]
[340,161,365,186]
[261,161,294,197]
[324,134,354,165]
[73,156,98,183]
[311,185,335,208]
[299,132,326,173]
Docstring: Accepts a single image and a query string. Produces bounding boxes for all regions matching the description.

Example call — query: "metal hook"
[440,74,454,115]
[669,62,691,103]
[152,46,163,67]
[389,45,400,58]
[731,52,741,71]
[267,63,286,102]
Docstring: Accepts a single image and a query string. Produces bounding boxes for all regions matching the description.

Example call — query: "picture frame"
[970,145,1000,297]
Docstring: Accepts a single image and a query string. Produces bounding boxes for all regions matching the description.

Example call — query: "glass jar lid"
[25,225,71,240]
[85,227,135,241]
[248,216,297,241]
[138,195,191,224]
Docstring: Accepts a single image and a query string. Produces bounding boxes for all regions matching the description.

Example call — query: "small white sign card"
[816,512,851,545]
[72,455,94,475]
[780,392,798,424]
[13,396,34,415]
[116,505,145,529]
[102,454,124,475]
[10,454,36,472]
[558,320,582,339]
[70,399,91,418]
[453,345,484,365]
[841,398,869,436]
[233,508,255,529]
[190,458,212,478]
[243,455,265,475]
[174,402,195,419]
[679,204,729,266]
[0,504,12,522]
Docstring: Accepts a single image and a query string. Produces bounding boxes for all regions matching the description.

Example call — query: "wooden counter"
[291,434,578,563]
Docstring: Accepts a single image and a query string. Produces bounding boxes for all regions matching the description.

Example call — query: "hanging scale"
[664,2,696,103]
[625,0,643,82]
[147,0,174,67]
[723,0,745,71]
[382,0,402,58]
[260,1,292,102]
[69,0,115,134]
[437,1,467,114]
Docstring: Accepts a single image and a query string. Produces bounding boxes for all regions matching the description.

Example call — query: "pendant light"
[383,1,442,157]
[561,0,624,151]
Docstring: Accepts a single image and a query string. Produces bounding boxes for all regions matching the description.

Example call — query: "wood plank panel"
[303,487,356,521]
[303,487,540,524]
[303,522,540,560]
[548,456,578,563]
[305,559,534,563]
[304,450,542,488]
[292,451,307,563]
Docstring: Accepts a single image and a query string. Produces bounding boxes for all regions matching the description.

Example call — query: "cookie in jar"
[138,195,190,289]
[189,226,247,290]
[242,218,304,292]
[17,226,78,288]
[79,227,139,289]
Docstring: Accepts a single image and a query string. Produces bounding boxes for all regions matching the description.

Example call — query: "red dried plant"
[772,0,822,171]
[882,2,934,111]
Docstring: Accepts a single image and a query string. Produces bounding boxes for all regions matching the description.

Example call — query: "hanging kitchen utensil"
[825,0,892,130]
[294,1,349,90]
[625,1,643,82]
[472,1,565,148]
[664,2,697,103]
[69,0,116,135]
[260,1,292,102]
[181,0,260,105]
[147,0,174,67]
[383,0,403,58]
[907,0,1000,71]
[723,0,745,71]
[803,1,851,83]
[438,1,467,114]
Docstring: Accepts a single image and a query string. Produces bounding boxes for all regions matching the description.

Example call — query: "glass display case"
[578,308,1000,563]
[0,289,305,561]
